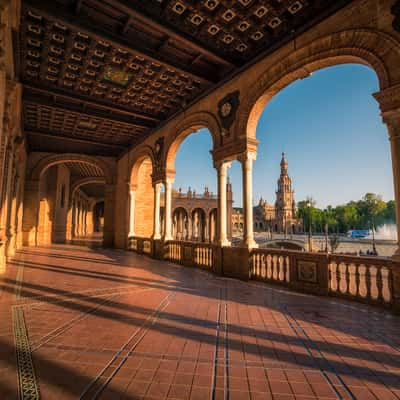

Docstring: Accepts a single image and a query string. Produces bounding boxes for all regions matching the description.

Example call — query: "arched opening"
[166,127,222,243]
[33,160,107,246]
[209,208,218,243]
[172,207,189,240]
[191,208,206,242]
[248,62,395,256]
[93,201,104,233]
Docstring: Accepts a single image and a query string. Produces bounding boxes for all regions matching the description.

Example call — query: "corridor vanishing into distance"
[1,245,399,400]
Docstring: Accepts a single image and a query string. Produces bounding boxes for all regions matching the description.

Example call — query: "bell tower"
[275,153,295,232]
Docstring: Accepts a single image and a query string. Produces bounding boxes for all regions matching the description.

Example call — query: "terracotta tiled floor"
[1,244,400,400]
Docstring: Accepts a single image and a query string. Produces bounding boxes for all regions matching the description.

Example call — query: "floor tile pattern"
[0,244,399,399]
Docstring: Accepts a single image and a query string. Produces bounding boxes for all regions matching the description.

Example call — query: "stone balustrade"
[250,248,395,308]
[328,254,393,305]
[165,240,214,270]
[128,238,400,312]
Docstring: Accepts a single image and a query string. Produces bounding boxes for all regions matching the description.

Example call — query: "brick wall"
[134,159,154,237]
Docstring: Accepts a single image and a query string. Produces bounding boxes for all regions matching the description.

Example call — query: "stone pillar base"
[0,245,6,274]
[152,239,164,260]
[221,246,250,280]
[391,263,400,314]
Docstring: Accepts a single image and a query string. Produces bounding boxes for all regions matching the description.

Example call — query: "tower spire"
[280,151,288,174]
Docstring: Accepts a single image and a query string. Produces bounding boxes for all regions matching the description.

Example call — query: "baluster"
[348,263,356,296]
[278,256,283,281]
[355,263,361,298]
[335,262,341,293]
[370,266,379,300]
[272,256,278,281]
[328,262,335,292]
[365,265,372,301]
[345,263,351,295]
[260,255,265,279]
[376,266,384,303]
[257,254,261,276]
[339,263,346,293]
[285,256,290,282]
[267,254,272,279]
[337,262,343,292]
[381,267,391,303]
[358,265,367,298]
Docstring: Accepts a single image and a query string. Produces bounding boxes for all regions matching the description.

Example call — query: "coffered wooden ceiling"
[19,0,352,156]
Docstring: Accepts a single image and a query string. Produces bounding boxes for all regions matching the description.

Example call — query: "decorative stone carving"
[151,137,165,183]
[154,136,164,162]
[392,1,400,32]
[297,260,318,283]
[217,90,240,134]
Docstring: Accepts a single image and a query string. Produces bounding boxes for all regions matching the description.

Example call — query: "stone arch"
[267,240,305,251]
[30,153,113,184]
[238,29,400,140]
[129,147,156,187]
[165,111,221,175]
[70,177,106,200]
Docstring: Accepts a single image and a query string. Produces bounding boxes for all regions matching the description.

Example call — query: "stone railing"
[328,254,393,306]
[251,249,291,285]
[250,248,395,308]
[127,236,152,255]
[165,240,214,270]
[128,238,398,311]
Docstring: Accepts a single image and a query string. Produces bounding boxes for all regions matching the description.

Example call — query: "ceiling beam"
[26,130,127,150]
[23,84,159,127]
[101,0,236,70]
[24,0,215,85]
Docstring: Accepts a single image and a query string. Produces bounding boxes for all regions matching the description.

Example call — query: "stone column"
[216,161,231,246]
[374,87,400,260]
[163,178,174,241]
[103,184,115,247]
[22,179,40,246]
[239,152,258,248]
[204,214,209,242]
[188,214,192,240]
[152,182,162,240]
[128,187,136,237]
[385,115,400,260]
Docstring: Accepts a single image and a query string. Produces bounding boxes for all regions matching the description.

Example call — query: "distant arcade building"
[160,181,233,242]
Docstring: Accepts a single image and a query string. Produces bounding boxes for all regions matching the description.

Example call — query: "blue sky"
[173,64,394,208]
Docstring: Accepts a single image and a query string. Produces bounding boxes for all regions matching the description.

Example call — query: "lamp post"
[371,218,377,255]
[307,200,313,252]
[324,222,329,253]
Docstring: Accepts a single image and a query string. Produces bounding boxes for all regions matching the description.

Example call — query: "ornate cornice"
[374,84,400,120]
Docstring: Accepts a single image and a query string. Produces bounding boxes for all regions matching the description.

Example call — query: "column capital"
[237,151,257,164]
[214,159,232,172]
[164,177,175,185]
